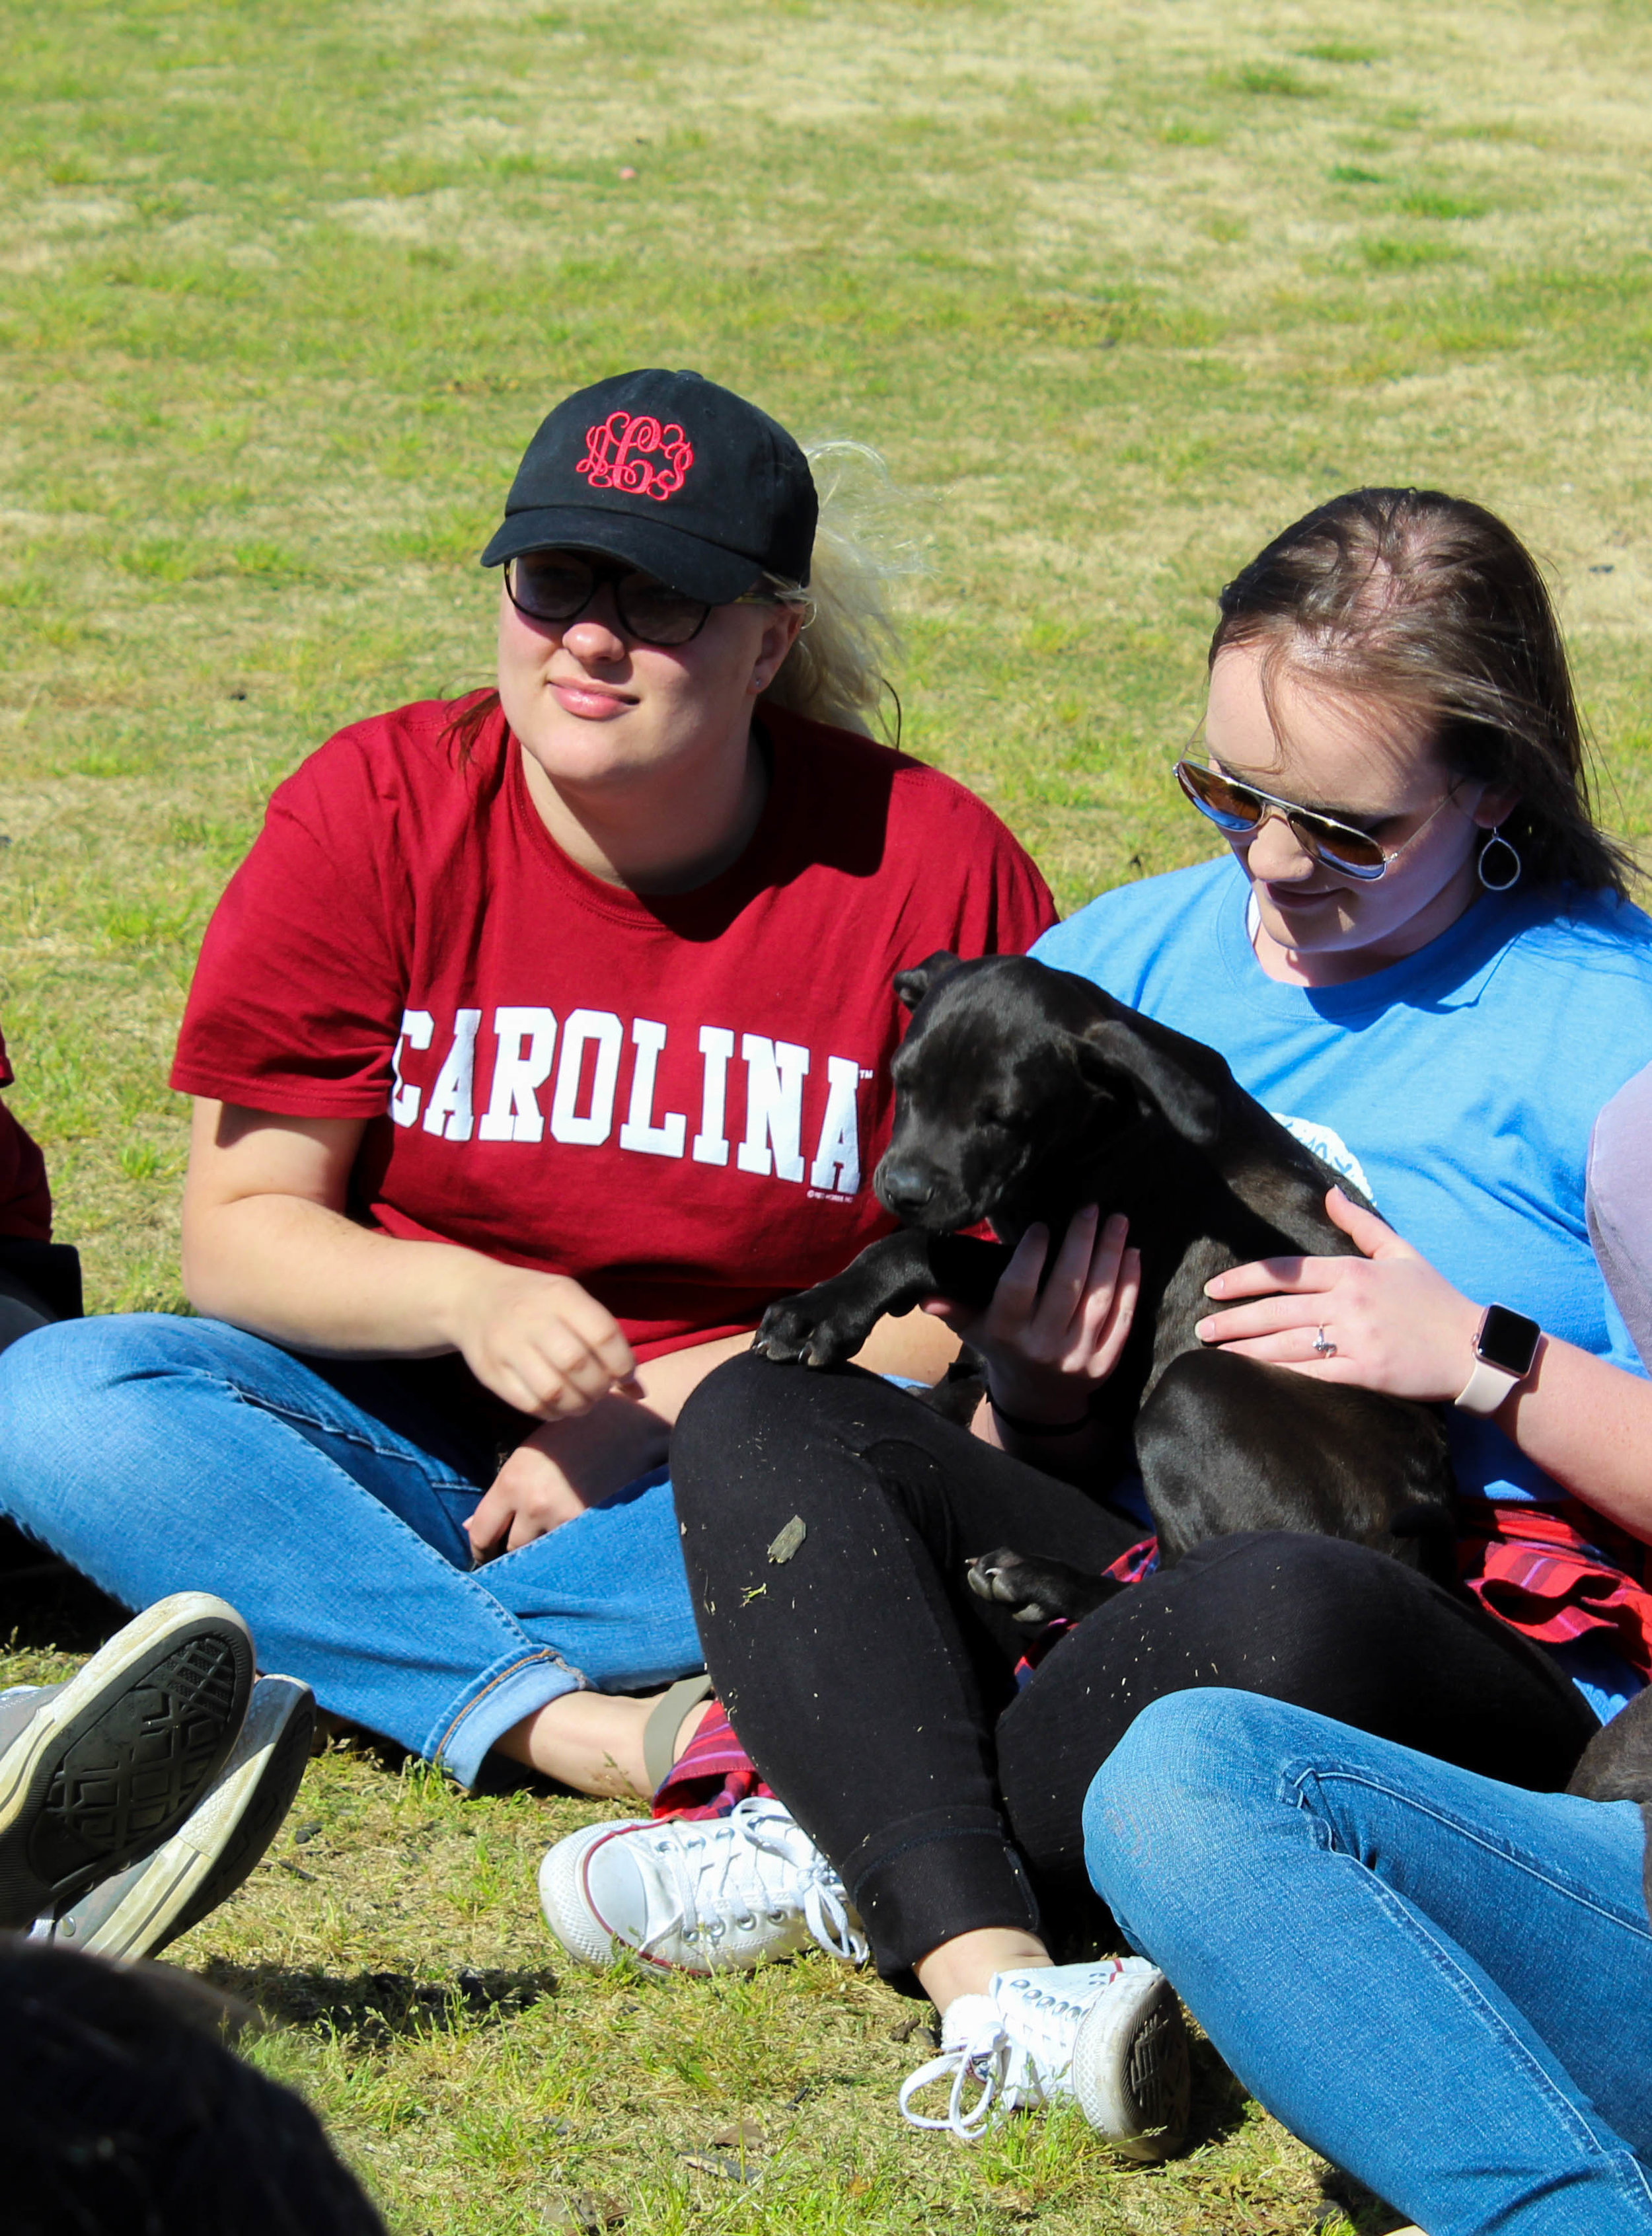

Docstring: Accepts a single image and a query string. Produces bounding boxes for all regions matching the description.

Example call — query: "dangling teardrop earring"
[1478,823,1522,891]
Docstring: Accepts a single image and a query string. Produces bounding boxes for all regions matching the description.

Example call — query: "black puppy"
[754,950,1456,1615]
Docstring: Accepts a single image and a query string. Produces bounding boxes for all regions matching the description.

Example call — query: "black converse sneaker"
[32,1674,314,1958]
[0,1592,254,1929]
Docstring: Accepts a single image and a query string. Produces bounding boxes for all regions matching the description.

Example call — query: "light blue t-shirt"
[1033,857,1652,1512]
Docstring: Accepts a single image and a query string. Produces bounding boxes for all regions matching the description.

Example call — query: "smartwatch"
[1454,1303,1542,1415]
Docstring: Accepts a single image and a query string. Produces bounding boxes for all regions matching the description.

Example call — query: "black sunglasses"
[504,550,774,648]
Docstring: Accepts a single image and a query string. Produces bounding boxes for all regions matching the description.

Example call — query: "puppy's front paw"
[753,1286,862,1368]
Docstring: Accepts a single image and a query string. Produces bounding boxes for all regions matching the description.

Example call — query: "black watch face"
[1478,1304,1542,1378]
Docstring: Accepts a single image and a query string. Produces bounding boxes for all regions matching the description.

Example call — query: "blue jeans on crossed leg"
[0,1314,705,1787]
[1086,1689,1652,2236]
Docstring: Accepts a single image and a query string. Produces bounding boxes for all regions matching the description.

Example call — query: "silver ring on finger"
[1312,1325,1336,1359]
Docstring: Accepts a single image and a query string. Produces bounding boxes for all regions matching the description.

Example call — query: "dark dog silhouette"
[1568,1682,1652,1803]
[754,950,1456,1620]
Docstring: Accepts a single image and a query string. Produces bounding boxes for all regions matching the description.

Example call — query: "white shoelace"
[636,1798,868,1964]
[900,2000,1014,2139]
[899,1962,1126,2140]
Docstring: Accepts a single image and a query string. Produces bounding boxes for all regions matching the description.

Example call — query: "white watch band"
[1453,1357,1521,1415]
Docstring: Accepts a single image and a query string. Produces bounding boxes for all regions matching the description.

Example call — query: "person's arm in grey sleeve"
[1587,1061,1652,1374]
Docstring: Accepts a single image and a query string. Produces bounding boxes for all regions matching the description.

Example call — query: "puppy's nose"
[878,1162,936,1216]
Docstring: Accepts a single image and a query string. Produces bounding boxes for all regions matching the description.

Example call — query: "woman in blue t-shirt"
[1033,492,1652,1719]
[560,490,1652,2159]
[1082,1067,1652,2232]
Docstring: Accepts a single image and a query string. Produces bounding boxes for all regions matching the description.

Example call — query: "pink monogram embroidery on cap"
[577,412,695,503]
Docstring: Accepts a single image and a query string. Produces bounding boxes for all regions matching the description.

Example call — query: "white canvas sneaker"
[899,1957,1190,2157]
[538,1797,868,1974]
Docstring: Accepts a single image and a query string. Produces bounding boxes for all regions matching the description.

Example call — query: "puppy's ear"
[893,950,962,1012]
[1072,1018,1224,1150]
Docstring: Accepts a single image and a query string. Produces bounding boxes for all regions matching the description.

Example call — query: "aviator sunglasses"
[1174,757,1455,883]
[504,550,776,648]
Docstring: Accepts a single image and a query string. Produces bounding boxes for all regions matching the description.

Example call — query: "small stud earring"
[1477,824,1522,891]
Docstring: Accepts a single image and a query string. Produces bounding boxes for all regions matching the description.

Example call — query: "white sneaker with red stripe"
[537,1797,867,1974]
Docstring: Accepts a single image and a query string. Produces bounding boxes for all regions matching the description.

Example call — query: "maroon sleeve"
[971,819,1059,956]
[888,766,1059,964]
[0,1029,52,1242]
[170,729,414,1119]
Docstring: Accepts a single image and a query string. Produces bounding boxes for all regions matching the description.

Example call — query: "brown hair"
[1209,488,1633,897]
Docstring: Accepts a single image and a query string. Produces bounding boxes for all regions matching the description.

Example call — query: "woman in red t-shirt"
[0,369,1054,1814]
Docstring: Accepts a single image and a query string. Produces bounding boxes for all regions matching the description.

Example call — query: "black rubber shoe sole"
[0,1593,254,1926]
[1120,1990,1193,2161]
[50,1674,316,1959]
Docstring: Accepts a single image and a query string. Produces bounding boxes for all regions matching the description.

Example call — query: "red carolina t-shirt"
[0,1028,51,1244]
[173,700,1055,1360]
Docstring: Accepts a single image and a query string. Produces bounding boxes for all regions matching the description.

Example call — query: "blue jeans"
[0,1315,705,1785]
[1086,1690,1652,2236]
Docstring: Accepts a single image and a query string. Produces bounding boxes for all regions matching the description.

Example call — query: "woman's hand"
[924,1207,1141,1427]
[447,1262,639,1421]
[1195,1186,1482,1403]
[181,1105,643,1417]
[464,1395,672,1559]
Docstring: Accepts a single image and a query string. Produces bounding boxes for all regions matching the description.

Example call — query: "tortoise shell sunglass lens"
[1174,759,1389,879]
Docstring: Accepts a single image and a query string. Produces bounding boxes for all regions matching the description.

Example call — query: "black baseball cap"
[480,369,817,602]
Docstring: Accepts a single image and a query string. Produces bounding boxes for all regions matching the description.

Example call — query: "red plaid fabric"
[1456,1497,1652,1681]
[1105,1535,1161,1588]
[1028,1510,1652,1682]
[649,1700,772,1821]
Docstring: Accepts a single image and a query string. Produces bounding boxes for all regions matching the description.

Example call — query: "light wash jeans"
[0,1314,705,1785]
[1086,1689,1652,2236]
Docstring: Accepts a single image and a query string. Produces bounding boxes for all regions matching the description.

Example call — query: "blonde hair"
[757,440,924,741]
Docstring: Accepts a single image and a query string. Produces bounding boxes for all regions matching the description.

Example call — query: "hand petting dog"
[1195,1185,1485,1403]
[922,1207,1143,1431]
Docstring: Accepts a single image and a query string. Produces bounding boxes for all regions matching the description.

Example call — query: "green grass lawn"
[3,0,1651,2225]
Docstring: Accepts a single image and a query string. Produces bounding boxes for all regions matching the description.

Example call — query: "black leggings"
[672,1354,1599,1976]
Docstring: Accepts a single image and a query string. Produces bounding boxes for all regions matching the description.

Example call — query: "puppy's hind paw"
[965,1547,1061,1627]
[967,1546,1121,1627]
